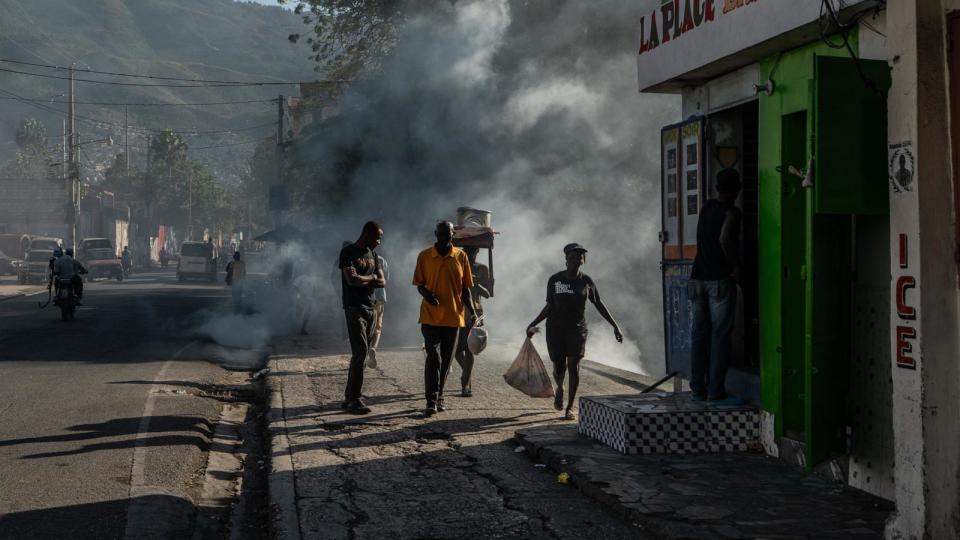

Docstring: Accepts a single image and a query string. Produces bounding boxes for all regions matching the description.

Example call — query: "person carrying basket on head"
[526,243,622,420]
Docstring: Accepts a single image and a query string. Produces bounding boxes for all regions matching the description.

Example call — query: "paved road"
[0,268,241,539]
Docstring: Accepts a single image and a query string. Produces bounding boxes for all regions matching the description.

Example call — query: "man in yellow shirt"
[413,221,477,417]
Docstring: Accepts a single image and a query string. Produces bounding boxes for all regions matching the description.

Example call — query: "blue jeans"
[689,279,737,400]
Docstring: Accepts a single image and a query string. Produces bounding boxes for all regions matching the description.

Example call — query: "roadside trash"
[514,446,526,453]
[503,337,554,398]
[534,463,546,468]
[557,472,570,484]
[252,368,270,380]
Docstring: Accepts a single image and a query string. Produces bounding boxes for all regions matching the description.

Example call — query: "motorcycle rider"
[121,246,132,276]
[52,248,86,304]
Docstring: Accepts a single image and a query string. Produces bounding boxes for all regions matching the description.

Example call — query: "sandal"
[553,387,564,411]
[564,409,576,421]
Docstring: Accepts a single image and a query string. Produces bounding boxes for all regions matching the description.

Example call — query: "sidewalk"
[266,334,658,539]
[516,422,894,539]
[0,275,45,301]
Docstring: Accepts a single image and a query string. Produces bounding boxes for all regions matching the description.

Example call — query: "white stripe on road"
[124,340,197,539]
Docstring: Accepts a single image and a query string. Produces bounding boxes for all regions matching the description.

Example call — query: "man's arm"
[526,303,551,337]
[418,285,440,305]
[720,208,742,280]
[365,268,386,289]
[461,287,477,323]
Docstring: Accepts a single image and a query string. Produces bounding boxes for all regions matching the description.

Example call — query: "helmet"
[467,325,488,355]
[53,247,63,258]
[65,248,74,257]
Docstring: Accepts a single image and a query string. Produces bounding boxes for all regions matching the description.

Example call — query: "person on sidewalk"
[367,253,388,370]
[454,246,490,397]
[689,168,743,406]
[413,221,477,417]
[526,243,623,421]
[225,251,246,312]
[340,222,386,415]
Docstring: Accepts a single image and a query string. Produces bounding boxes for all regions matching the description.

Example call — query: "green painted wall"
[756,36,858,437]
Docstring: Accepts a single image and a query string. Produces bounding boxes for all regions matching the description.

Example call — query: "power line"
[0,61,347,88]
[0,86,274,136]
[0,57,315,85]
[0,96,278,107]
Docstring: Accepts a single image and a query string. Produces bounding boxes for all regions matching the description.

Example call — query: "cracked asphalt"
[270,335,652,539]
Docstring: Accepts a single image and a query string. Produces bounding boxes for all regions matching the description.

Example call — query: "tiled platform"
[578,393,760,455]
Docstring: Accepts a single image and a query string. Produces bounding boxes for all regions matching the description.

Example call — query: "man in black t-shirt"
[527,243,623,420]
[338,221,386,414]
[689,168,742,405]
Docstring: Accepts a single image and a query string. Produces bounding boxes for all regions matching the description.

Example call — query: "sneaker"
[553,387,564,411]
[346,399,371,415]
[340,400,350,409]
[436,400,446,412]
[564,409,576,421]
[367,348,378,369]
[423,405,437,418]
[461,387,473,398]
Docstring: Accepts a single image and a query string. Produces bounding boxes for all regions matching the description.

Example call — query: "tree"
[283,0,404,79]
[1,117,56,179]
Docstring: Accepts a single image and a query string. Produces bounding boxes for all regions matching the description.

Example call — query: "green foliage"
[283,0,404,79]
[15,118,47,151]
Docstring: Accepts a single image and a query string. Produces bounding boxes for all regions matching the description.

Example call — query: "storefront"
[644,1,960,537]
[644,0,894,497]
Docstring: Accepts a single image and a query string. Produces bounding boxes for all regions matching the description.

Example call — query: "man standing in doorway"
[689,168,742,405]
[340,222,386,415]
[367,252,388,370]
[454,246,490,397]
[413,221,477,417]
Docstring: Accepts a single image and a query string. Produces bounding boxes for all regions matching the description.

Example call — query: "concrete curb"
[267,357,302,540]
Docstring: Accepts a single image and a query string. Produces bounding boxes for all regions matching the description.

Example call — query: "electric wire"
[0,86,274,137]
[0,96,278,107]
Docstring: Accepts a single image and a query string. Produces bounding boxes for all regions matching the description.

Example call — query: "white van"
[177,241,216,282]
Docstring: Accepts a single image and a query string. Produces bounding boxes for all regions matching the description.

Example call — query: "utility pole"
[124,105,129,181]
[67,65,78,253]
[275,95,284,226]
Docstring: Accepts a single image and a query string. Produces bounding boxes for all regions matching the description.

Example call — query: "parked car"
[0,249,20,275]
[27,237,62,253]
[78,238,123,282]
[17,250,52,284]
[177,241,216,282]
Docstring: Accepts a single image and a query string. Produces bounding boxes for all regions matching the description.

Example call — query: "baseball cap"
[563,243,588,255]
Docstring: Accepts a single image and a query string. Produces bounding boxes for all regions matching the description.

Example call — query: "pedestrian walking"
[688,168,743,405]
[526,243,623,420]
[368,253,389,370]
[339,222,386,415]
[159,247,169,269]
[225,251,246,312]
[413,221,477,417]
[454,246,490,397]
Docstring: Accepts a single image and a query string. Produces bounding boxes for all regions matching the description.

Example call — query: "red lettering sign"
[896,325,917,369]
[638,0,722,56]
[896,276,917,320]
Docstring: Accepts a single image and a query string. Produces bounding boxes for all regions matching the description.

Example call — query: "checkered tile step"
[578,393,759,455]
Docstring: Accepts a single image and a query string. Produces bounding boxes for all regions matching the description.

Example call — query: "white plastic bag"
[503,337,555,398]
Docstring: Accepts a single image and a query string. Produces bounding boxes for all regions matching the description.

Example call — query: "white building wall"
[886,1,960,538]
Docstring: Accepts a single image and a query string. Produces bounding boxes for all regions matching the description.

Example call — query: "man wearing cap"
[413,221,477,417]
[689,168,742,405]
[526,243,623,420]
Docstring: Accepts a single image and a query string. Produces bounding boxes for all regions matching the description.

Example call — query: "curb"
[0,294,24,302]
[267,357,302,540]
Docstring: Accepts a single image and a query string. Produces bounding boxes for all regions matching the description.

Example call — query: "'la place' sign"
[637,0,877,92]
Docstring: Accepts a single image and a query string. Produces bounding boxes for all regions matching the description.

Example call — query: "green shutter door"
[805,56,890,466]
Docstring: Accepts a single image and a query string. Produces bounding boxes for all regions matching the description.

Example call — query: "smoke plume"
[286,0,676,375]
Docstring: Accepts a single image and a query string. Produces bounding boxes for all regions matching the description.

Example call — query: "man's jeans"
[422,324,459,407]
[689,279,737,400]
[344,306,375,401]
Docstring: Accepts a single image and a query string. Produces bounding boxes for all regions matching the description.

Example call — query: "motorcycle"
[53,277,76,321]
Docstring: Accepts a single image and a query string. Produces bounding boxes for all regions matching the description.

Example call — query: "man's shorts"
[545,326,587,364]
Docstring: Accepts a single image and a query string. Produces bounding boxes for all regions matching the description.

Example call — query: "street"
[0,268,260,539]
